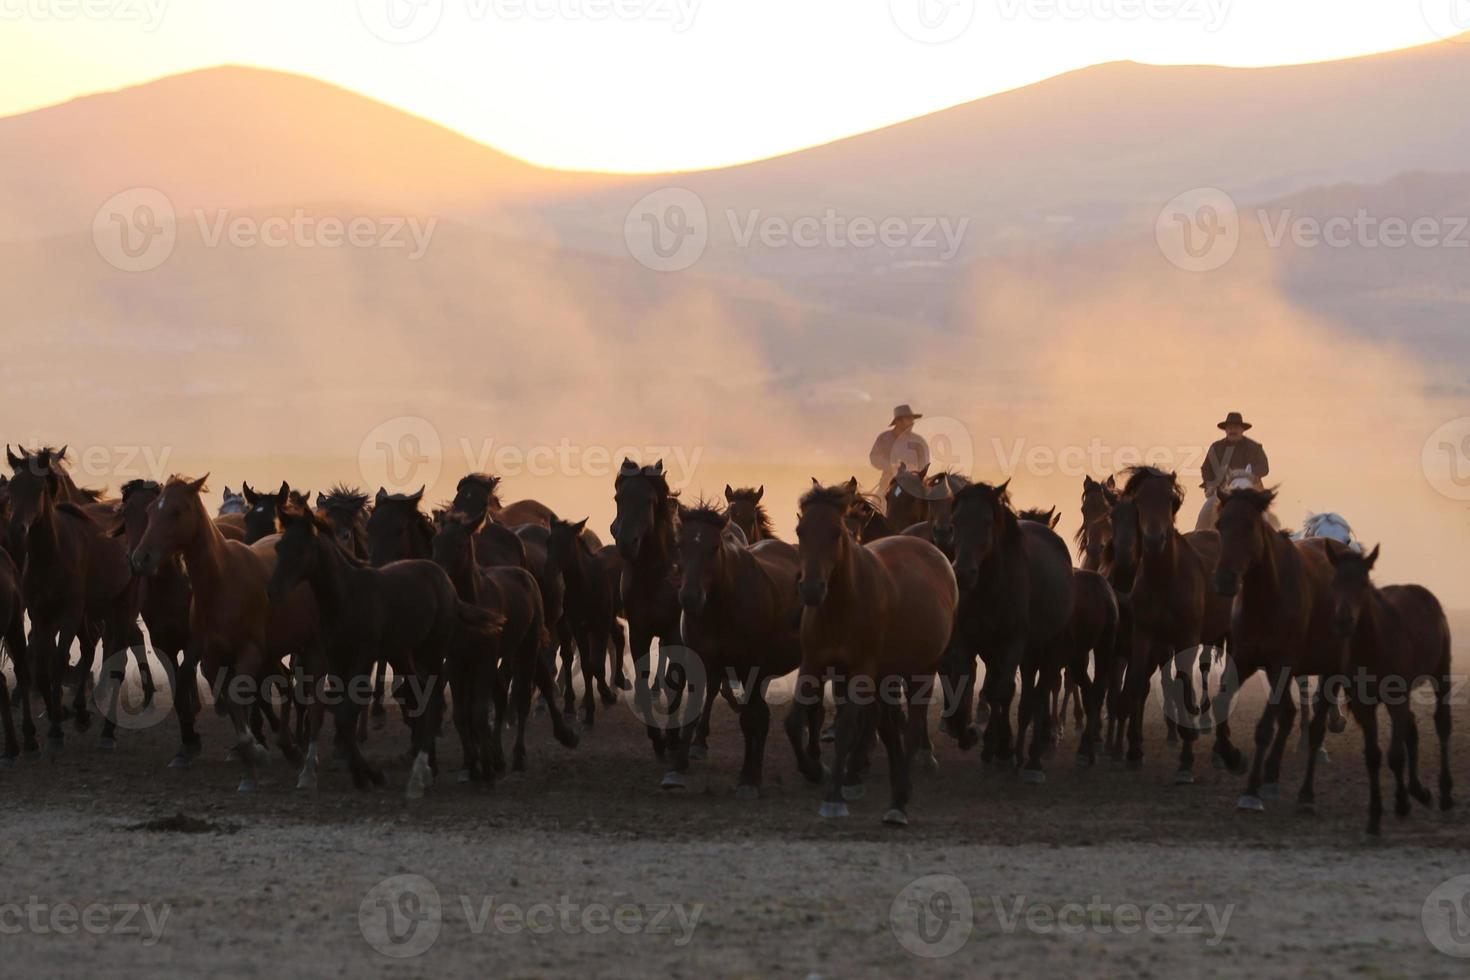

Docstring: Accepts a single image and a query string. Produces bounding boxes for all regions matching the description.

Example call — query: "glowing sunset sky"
[2,0,1462,171]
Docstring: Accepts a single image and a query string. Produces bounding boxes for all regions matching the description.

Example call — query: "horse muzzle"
[129,550,157,577]
[678,588,706,617]
[797,579,828,607]
[1143,532,1166,554]
[1213,569,1241,597]
[1333,615,1357,639]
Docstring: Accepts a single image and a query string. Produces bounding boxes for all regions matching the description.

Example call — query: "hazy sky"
[1,1,1460,170]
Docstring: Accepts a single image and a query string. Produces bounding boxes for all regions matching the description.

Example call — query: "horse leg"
[369,657,387,729]
[820,681,857,818]
[95,617,135,749]
[532,635,579,755]
[27,624,67,751]
[1295,680,1332,814]
[1402,703,1432,808]
[783,670,824,783]
[1386,703,1412,818]
[66,622,94,732]
[735,675,771,800]
[557,620,577,723]
[608,619,629,690]
[405,667,447,800]
[628,626,665,760]
[1171,646,1200,784]
[224,649,270,793]
[1261,672,1297,798]
[130,624,155,707]
[1022,664,1057,782]
[1434,673,1454,812]
[1354,702,1384,835]
[1295,676,1311,753]
[877,698,911,826]
[689,669,720,762]
[575,624,598,727]
[1239,667,1292,810]
[905,674,938,773]
[1210,660,1251,775]
[7,624,38,757]
[1196,644,1213,734]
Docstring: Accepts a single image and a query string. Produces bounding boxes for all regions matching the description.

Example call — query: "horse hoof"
[456,770,472,784]
[237,778,257,793]
[1260,783,1280,802]
[1211,753,1227,771]
[617,677,632,692]
[99,737,116,751]
[1296,800,1316,816]
[557,729,580,750]
[882,808,909,827]
[818,802,849,819]
[1316,748,1330,765]
[916,752,939,774]
[1237,794,1265,812]
[1021,769,1046,785]
[1126,757,1142,771]
[1174,770,1195,785]
[1328,714,1346,735]
[689,744,708,762]
[167,753,191,769]
[734,784,759,801]
[661,771,686,790]
[841,784,865,801]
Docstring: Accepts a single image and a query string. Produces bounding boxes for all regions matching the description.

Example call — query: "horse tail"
[457,600,507,637]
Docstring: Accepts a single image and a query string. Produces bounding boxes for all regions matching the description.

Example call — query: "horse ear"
[810,477,821,488]
[1365,544,1380,568]
[408,486,425,505]
[376,487,388,506]
[5,446,19,469]
[189,473,209,494]
[652,459,664,476]
[896,461,908,475]
[223,485,233,497]
[315,492,325,509]
[724,484,735,502]
[997,478,1011,493]
[275,482,289,506]
[755,485,764,502]
[56,445,68,461]
[1104,475,1116,490]
[917,463,930,479]
[573,517,588,533]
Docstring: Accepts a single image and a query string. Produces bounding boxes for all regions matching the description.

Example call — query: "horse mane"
[1120,465,1186,513]
[680,500,728,529]
[55,501,96,524]
[282,506,370,568]
[321,484,370,515]
[1018,506,1057,526]
[927,471,971,495]
[1217,486,1279,512]
[120,479,161,500]
[164,474,209,494]
[800,484,854,512]
[954,480,1014,511]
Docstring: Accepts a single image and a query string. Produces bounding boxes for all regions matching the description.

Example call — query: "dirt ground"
[2,646,1469,978]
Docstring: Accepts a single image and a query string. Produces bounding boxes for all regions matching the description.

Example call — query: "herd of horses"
[0,445,1453,835]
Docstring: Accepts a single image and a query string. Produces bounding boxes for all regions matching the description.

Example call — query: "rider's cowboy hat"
[1217,411,1252,431]
[889,404,923,426]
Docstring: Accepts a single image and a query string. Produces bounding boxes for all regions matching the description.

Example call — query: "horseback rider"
[868,403,929,498]
[1201,411,1269,496]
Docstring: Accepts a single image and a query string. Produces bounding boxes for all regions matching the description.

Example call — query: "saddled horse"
[943,480,1075,781]
[268,507,503,798]
[723,485,779,543]
[1211,487,1350,812]
[1109,467,1231,782]
[130,475,317,786]
[1195,465,1279,532]
[669,502,814,797]
[6,446,140,752]
[794,480,957,824]
[1326,542,1453,835]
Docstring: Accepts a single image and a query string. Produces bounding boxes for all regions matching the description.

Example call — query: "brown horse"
[723,485,779,543]
[795,480,957,824]
[269,507,503,797]
[942,480,1075,780]
[1326,542,1453,834]
[130,475,316,787]
[450,473,558,528]
[844,494,896,543]
[0,544,29,763]
[1019,506,1060,529]
[1212,488,1346,811]
[314,484,385,732]
[240,481,290,543]
[6,446,140,752]
[610,459,684,760]
[1109,467,1231,782]
[886,462,932,531]
[1075,476,1117,572]
[433,513,575,779]
[545,516,621,725]
[668,502,813,796]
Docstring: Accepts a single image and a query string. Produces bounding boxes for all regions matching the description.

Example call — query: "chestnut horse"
[1326,542,1453,835]
[1109,468,1231,782]
[6,446,140,752]
[1212,488,1346,812]
[942,480,1075,781]
[795,480,957,825]
[269,507,504,797]
[844,495,896,543]
[130,475,317,786]
[668,502,815,796]
[546,516,621,726]
[885,462,932,531]
[723,485,779,543]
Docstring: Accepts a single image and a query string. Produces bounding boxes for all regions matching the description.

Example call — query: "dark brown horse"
[670,502,814,796]
[0,543,29,764]
[1018,506,1060,529]
[1211,487,1347,811]
[795,480,957,825]
[1075,476,1117,572]
[433,513,575,779]
[886,462,932,531]
[610,459,684,760]
[1326,542,1453,834]
[315,484,385,732]
[941,480,1075,780]
[723,485,779,543]
[545,516,621,725]
[240,481,290,544]
[844,494,896,543]
[130,475,317,788]
[6,446,140,752]
[450,473,558,528]
[268,507,503,797]
[1109,467,1231,782]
